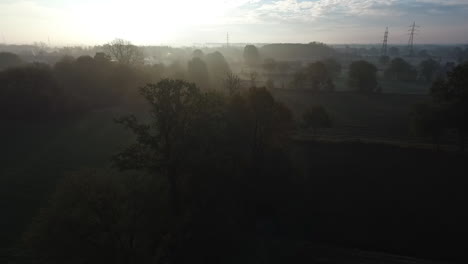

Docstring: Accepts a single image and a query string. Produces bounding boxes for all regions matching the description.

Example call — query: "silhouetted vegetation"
[419,59,441,82]
[384,58,417,82]
[243,45,261,67]
[0,52,23,70]
[0,63,71,120]
[430,62,468,151]
[104,39,144,66]
[3,40,468,264]
[348,60,378,92]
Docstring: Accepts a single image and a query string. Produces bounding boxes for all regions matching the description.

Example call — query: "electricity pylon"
[381,27,388,56]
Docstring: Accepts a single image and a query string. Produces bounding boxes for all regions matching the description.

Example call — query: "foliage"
[187,57,211,89]
[249,71,259,87]
[104,39,144,66]
[110,80,293,262]
[384,57,417,82]
[205,51,231,88]
[54,54,156,109]
[224,72,242,95]
[0,63,71,120]
[348,60,378,92]
[0,52,23,70]
[307,61,332,91]
[24,170,168,264]
[420,59,441,82]
[192,49,204,58]
[430,63,468,151]
[243,45,261,66]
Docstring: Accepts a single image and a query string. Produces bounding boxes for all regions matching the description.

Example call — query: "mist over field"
[1,1,468,264]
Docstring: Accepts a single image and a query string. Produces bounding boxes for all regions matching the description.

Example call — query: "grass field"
[273,89,430,139]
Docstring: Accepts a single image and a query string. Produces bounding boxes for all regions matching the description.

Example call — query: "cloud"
[228,0,468,24]
[0,0,467,44]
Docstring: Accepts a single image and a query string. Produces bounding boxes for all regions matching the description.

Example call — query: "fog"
[1,1,468,264]
[1,0,468,45]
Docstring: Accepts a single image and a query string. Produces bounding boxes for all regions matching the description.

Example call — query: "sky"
[0,0,467,46]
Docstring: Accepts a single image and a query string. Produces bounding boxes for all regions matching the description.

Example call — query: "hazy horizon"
[1,0,468,46]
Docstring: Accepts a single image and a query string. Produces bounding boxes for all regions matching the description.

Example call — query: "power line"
[226,32,230,48]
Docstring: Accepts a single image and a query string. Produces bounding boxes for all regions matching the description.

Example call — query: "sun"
[70,0,230,44]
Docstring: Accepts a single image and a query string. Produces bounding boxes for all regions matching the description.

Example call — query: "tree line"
[23,79,296,264]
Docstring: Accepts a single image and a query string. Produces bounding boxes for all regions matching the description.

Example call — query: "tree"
[192,49,204,58]
[104,39,144,66]
[187,57,211,89]
[249,71,258,87]
[224,72,242,95]
[384,57,417,81]
[0,63,68,120]
[114,80,206,216]
[243,45,260,67]
[430,63,468,151]
[302,106,332,135]
[53,53,150,109]
[24,170,166,264]
[0,52,23,70]
[244,87,294,171]
[348,60,378,93]
[420,58,441,82]
[94,52,112,64]
[205,51,231,88]
[307,61,331,91]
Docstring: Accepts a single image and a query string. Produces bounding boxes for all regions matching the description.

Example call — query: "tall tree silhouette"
[104,39,144,66]
[243,45,260,67]
[188,57,211,89]
[348,60,378,93]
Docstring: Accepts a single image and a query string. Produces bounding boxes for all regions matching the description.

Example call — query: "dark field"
[273,89,430,140]
[2,90,467,263]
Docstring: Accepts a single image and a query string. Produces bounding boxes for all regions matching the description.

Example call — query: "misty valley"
[1,25,468,264]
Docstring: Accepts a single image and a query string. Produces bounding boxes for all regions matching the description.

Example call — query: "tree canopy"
[0,52,23,70]
[348,60,378,93]
[104,39,144,66]
[243,45,261,67]
[384,58,417,82]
